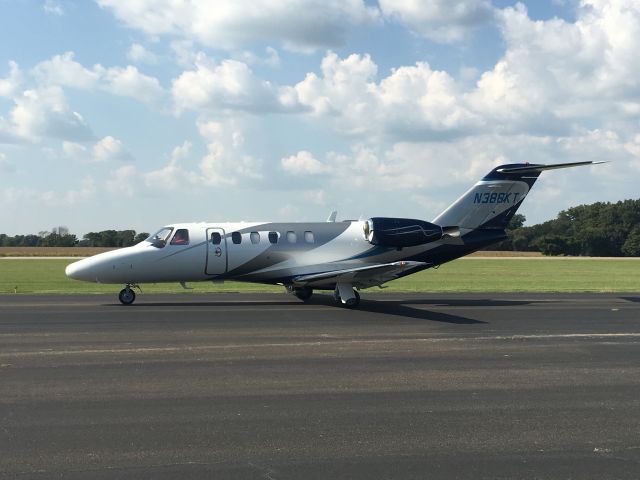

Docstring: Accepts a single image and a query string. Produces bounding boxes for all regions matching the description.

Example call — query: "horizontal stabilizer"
[496,161,606,174]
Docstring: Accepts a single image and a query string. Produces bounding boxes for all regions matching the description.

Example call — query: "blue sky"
[1,0,639,235]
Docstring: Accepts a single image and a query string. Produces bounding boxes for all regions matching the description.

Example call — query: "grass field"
[0,247,114,257]
[0,257,638,295]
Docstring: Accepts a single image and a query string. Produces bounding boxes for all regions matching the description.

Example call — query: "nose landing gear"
[118,284,139,305]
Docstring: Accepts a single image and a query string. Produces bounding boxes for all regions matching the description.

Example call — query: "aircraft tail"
[432,161,600,231]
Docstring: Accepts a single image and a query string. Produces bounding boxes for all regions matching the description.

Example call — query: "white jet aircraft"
[66,161,600,308]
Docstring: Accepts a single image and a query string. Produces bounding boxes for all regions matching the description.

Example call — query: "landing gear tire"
[294,286,313,301]
[334,288,360,309]
[346,290,360,309]
[118,287,136,305]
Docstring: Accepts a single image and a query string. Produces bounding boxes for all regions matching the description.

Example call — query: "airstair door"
[205,228,227,275]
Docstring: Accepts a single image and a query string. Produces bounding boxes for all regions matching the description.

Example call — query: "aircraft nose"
[65,259,94,282]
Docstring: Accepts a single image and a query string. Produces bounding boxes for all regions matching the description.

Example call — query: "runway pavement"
[1,292,640,479]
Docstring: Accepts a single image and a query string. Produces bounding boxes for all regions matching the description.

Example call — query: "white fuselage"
[65,220,402,286]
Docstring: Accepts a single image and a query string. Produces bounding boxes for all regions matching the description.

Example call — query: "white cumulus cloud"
[32,52,99,89]
[93,136,132,162]
[32,52,164,104]
[198,119,262,186]
[10,86,93,142]
[107,165,138,197]
[63,136,132,162]
[0,61,23,98]
[281,151,329,175]
[40,177,96,207]
[467,1,640,133]
[291,52,477,139]
[97,0,380,52]
[281,146,427,191]
[144,121,262,191]
[97,65,164,104]
[380,0,494,43]
[286,1,640,141]
[127,43,159,64]
[144,141,199,190]
[43,0,64,16]
[172,58,289,113]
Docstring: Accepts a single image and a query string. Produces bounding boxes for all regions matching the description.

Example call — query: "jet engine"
[363,217,459,248]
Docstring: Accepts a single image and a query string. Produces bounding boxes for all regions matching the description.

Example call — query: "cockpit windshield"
[146,227,173,248]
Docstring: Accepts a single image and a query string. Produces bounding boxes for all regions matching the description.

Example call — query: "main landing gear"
[118,284,138,305]
[287,285,314,301]
[287,283,361,308]
[294,286,313,301]
[334,282,360,309]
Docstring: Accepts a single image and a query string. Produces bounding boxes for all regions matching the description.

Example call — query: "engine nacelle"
[363,217,448,247]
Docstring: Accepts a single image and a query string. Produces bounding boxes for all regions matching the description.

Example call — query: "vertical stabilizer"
[432,161,600,231]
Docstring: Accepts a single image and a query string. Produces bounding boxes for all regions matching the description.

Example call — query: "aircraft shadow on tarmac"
[620,296,640,303]
[353,300,487,324]
[102,295,542,324]
[356,297,544,324]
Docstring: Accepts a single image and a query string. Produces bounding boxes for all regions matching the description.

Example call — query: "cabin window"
[211,232,221,245]
[286,231,297,243]
[304,231,315,243]
[250,232,260,244]
[268,231,278,244]
[231,232,242,244]
[170,229,190,246]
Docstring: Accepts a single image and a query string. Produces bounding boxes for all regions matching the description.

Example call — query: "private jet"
[65,161,600,307]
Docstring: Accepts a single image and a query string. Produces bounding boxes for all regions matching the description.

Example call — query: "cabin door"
[205,228,228,275]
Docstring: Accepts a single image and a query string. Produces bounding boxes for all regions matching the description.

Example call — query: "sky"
[1,0,639,236]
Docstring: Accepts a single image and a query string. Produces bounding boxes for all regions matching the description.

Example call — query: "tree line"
[0,227,149,248]
[496,199,640,256]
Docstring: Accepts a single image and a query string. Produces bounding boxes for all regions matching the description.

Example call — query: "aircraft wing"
[292,261,428,289]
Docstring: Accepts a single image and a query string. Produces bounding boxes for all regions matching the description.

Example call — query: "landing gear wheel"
[334,288,360,308]
[118,287,136,305]
[294,286,313,301]
[344,290,360,309]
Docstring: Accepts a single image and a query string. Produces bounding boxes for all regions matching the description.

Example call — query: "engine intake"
[364,217,449,247]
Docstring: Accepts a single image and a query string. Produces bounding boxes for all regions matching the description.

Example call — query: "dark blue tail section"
[424,161,600,264]
[475,163,543,230]
[432,163,545,231]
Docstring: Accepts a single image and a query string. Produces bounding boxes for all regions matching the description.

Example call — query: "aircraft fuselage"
[65,220,461,287]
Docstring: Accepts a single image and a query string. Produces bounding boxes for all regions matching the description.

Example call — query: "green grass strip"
[0,258,639,295]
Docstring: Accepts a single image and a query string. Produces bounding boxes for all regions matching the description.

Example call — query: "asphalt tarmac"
[1,292,640,479]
